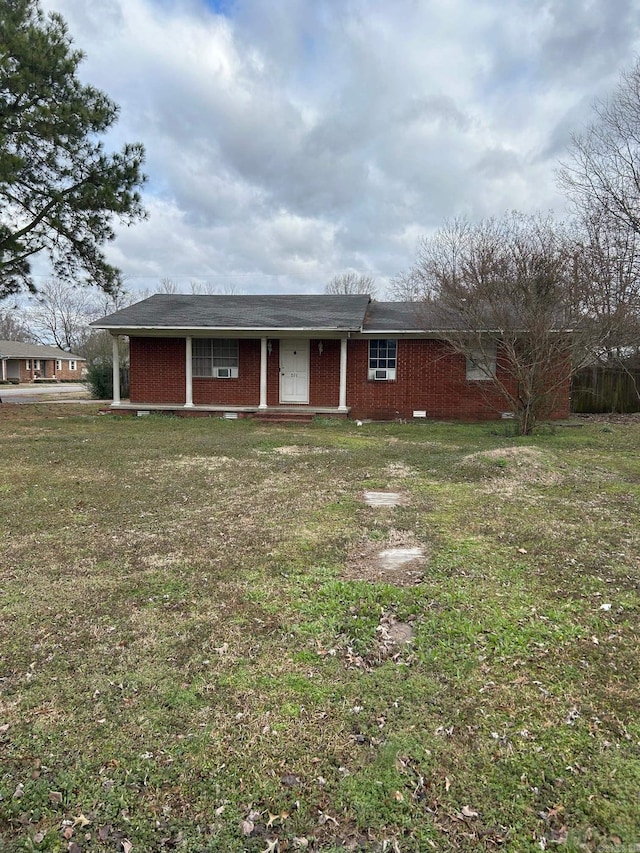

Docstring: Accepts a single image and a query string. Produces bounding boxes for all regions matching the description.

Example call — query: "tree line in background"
[0,276,240,370]
[1,0,640,430]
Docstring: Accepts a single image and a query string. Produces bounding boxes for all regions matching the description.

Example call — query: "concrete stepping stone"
[363,491,406,507]
[377,547,424,569]
[385,621,415,645]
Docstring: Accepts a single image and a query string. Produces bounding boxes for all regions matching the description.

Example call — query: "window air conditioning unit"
[214,367,238,378]
[369,368,395,380]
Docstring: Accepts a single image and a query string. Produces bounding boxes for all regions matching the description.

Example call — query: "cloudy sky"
[39,0,640,296]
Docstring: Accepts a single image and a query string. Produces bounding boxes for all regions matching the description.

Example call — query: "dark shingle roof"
[91,294,478,334]
[362,302,467,332]
[91,294,372,331]
[0,340,84,359]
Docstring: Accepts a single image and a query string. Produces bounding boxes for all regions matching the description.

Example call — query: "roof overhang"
[98,326,359,339]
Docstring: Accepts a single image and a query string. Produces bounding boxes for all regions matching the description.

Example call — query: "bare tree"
[189,280,239,295]
[27,279,97,351]
[571,209,640,406]
[0,307,35,341]
[134,278,181,300]
[574,209,640,354]
[558,59,640,235]
[138,279,241,298]
[389,268,428,302]
[557,57,640,402]
[402,212,617,434]
[25,278,134,355]
[325,272,376,296]
[158,277,181,294]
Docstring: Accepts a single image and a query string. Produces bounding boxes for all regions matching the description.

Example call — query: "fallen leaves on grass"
[343,610,416,672]
[457,805,479,819]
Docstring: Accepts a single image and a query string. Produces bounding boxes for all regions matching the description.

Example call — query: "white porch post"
[185,336,194,407]
[112,336,121,406]
[338,336,348,412]
[259,337,268,409]
[1,359,6,381]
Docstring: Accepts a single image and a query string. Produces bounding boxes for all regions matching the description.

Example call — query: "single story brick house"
[0,340,85,383]
[91,294,570,421]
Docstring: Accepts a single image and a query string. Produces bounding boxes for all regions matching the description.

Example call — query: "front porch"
[111,334,350,412]
[103,402,349,422]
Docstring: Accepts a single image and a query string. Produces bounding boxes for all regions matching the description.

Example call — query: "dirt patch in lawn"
[344,530,427,586]
[574,412,640,424]
[170,455,233,468]
[343,610,417,671]
[459,446,563,493]
[383,461,416,478]
[464,446,546,464]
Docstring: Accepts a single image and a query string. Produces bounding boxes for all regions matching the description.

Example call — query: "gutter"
[91,325,364,333]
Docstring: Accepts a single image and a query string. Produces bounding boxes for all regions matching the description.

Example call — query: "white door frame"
[279,338,309,403]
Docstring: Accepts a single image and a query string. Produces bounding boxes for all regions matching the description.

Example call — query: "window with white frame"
[368,339,397,380]
[56,360,62,371]
[69,360,77,371]
[25,359,31,369]
[466,343,497,380]
[193,339,239,378]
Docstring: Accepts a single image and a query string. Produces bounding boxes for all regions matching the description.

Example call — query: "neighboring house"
[0,341,85,383]
[91,294,570,421]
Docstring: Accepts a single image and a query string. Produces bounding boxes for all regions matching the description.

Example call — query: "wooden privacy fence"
[571,365,640,413]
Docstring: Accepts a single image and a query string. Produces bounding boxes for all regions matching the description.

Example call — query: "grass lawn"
[0,405,638,852]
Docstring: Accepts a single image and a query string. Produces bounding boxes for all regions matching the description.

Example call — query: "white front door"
[279,339,309,403]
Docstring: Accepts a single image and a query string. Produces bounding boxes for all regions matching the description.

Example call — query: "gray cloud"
[38,0,640,295]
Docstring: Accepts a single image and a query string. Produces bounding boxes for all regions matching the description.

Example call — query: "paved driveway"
[0,383,93,403]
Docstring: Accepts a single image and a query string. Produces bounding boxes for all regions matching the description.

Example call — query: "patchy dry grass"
[0,404,638,852]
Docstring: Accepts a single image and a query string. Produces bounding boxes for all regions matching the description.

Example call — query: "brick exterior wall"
[309,339,341,406]
[194,339,261,406]
[127,335,571,421]
[347,339,516,421]
[130,337,187,404]
[12,358,83,382]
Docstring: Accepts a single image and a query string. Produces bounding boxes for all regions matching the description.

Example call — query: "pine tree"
[0,0,146,297]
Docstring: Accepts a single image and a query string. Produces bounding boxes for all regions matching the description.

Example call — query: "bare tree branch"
[325,272,376,296]
[558,58,640,235]
[401,212,622,434]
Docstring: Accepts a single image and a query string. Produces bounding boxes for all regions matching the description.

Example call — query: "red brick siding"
[309,339,341,406]
[347,339,519,421]
[267,339,280,406]
[127,335,570,421]
[130,337,186,404]
[193,339,261,405]
[15,358,82,382]
[54,360,83,381]
[533,374,571,420]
